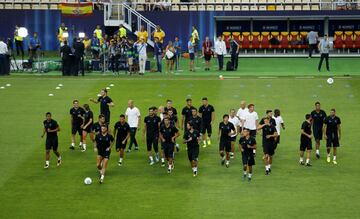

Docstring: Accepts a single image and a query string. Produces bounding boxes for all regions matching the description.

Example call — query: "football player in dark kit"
[323,109,341,165]
[311,102,327,159]
[114,115,130,166]
[159,117,180,174]
[199,97,215,148]
[69,100,85,150]
[41,112,62,169]
[258,117,278,175]
[81,104,93,152]
[96,125,114,184]
[239,128,256,181]
[181,98,196,131]
[183,122,201,177]
[143,107,161,165]
[189,108,202,132]
[300,114,313,166]
[92,114,107,151]
[259,110,277,127]
[90,89,114,124]
[218,114,235,168]
[168,108,180,152]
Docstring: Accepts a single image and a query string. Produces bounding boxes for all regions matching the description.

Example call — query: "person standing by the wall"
[14,25,24,57]
[214,36,226,71]
[60,41,72,76]
[135,37,147,75]
[202,36,213,71]
[154,37,163,73]
[318,34,330,72]
[28,32,41,65]
[230,38,240,71]
[307,30,318,58]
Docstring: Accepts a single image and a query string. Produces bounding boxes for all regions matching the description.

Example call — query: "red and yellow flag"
[60,2,93,17]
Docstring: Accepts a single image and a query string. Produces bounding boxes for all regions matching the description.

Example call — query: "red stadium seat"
[222,32,232,50]
[354,31,360,49]
[260,32,270,49]
[344,31,354,49]
[270,32,280,49]
[279,32,290,49]
[251,32,261,49]
[290,31,300,49]
[232,32,241,45]
[240,32,251,49]
[300,32,308,49]
[333,31,344,49]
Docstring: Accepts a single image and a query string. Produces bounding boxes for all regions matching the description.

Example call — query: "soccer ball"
[84,177,92,185]
[219,75,224,80]
[327,77,334,85]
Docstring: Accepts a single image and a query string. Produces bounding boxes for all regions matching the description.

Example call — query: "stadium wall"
[139,10,360,49]
[0,10,104,51]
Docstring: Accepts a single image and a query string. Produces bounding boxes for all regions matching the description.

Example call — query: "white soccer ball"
[327,77,334,85]
[219,75,224,80]
[84,177,92,185]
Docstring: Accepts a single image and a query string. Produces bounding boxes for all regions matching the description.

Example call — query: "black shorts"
[102,111,110,124]
[187,146,199,161]
[201,123,212,136]
[326,134,340,147]
[72,124,82,136]
[242,152,255,166]
[204,54,212,61]
[163,142,175,159]
[98,149,111,159]
[249,130,257,138]
[219,140,231,152]
[116,138,127,150]
[230,136,236,142]
[300,139,312,151]
[263,142,275,156]
[313,126,323,140]
[146,136,159,152]
[189,53,195,60]
[46,137,58,151]
[83,125,92,133]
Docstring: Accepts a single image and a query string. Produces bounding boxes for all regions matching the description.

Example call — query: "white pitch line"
[224,76,242,79]
[295,76,314,79]
[258,76,278,79]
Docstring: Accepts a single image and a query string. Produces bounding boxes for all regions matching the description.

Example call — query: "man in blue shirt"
[28,32,41,64]
[154,37,163,73]
[173,36,182,70]
[188,36,195,72]
[91,33,100,59]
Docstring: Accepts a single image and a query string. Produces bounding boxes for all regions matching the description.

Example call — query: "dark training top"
[311,110,327,128]
[95,133,114,151]
[301,121,312,141]
[189,116,202,131]
[239,136,256,155]
[114,121,130,140]
[199,104,215,124]
[164,106,178,115]
[43,119,59,138]
[261,124,277,143]
[219,122,235,141]
[324,116,341,135]
[70,107,85,125]
[144,115,161,137]
[83,110,94,126]
[97,96,113,114]
[160,125,179,143]
[259,117,277,127]
[184,129,201,148]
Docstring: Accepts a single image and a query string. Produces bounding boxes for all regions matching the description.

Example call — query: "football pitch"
[0,58,360,218]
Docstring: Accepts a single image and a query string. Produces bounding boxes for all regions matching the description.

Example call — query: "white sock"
[248,173,252,178]
[71,142,75,146]
[83,144,87,149]
[333,156,336,161]
[194,167,198,172]
[306,158,310,164]
[79,142,83,146]
[58,156,61,161]
[316,149,319,154]
[203,140,206,145]
[168,164,172,169]
[149,156,153,161]
[45,160,49,165]
[225,160,230,165]
[230,152,234,156]
[192,167,196,172]
[300,157,304,162]
[101,175,104,180]
[221,156,225,161]
[243,171,247,175]
[253,149,256,154]
[265,165,269,171]
[119,158,123,162]
[161,158,165,162]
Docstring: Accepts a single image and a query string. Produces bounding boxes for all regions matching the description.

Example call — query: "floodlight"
[18,27,28,38]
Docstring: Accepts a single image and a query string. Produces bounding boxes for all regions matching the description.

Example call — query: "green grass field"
[1,58,360,218]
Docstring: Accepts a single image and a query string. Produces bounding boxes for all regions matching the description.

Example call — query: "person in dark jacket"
[73,37,85,76]
[60,41,72,76]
